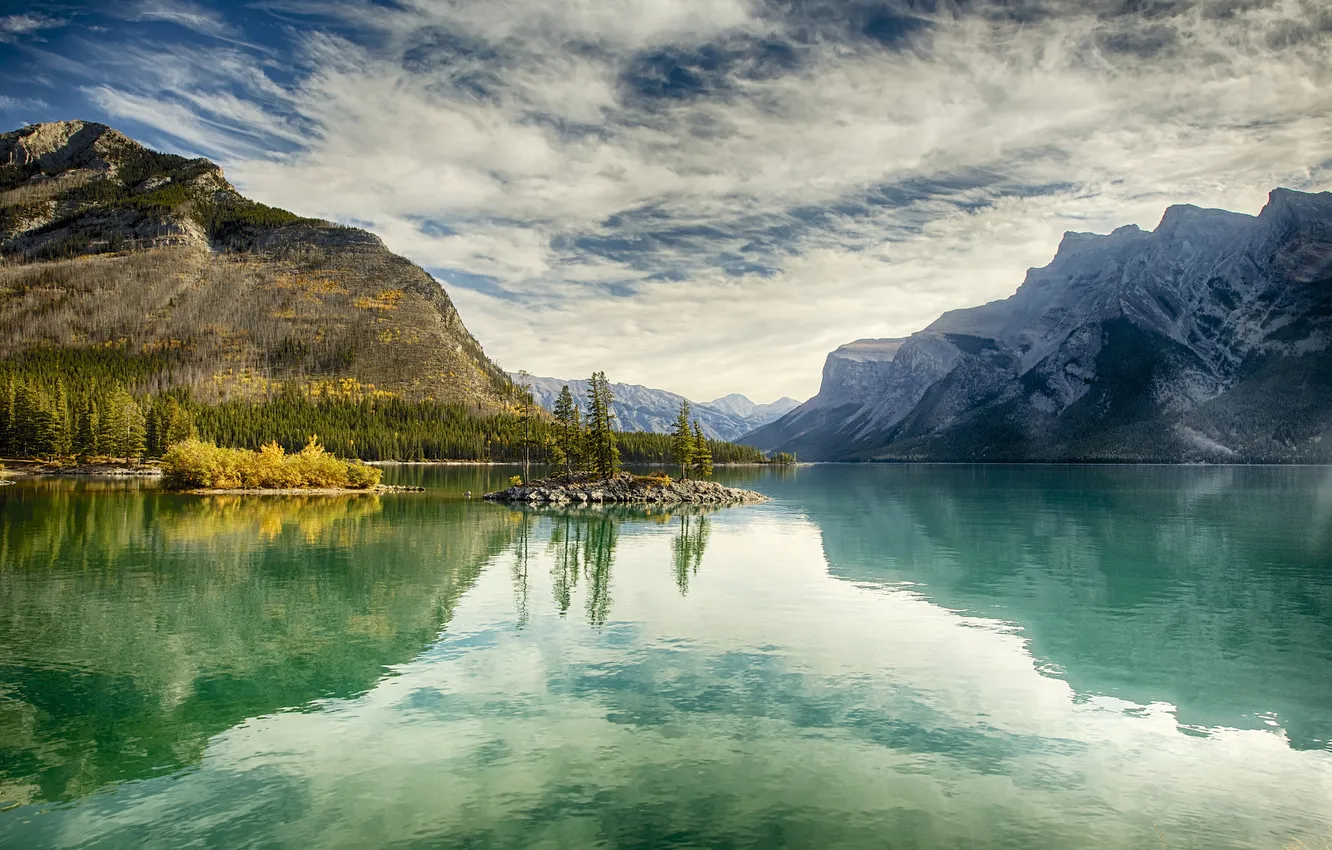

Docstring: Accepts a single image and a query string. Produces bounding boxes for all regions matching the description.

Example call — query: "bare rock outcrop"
[484,472,766,505]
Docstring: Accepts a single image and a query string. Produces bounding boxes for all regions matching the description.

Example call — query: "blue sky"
[2,0,1330,402]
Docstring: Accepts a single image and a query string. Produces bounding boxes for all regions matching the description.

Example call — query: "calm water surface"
[1,465,1330,849]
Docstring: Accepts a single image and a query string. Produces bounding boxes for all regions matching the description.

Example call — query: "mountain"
[745,189,1332,463]
[0,120,511,407]
[704,393,800,422]
[515,374,800,442]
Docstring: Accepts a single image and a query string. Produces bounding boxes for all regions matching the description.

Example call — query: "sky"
[1,0,1330,403]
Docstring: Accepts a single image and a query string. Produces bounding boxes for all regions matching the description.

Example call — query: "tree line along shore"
[0,354,793,491]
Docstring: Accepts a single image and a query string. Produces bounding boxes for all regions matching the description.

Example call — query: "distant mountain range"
[0,120,512,408]
[515,374,800,442]
[745,188,1332,463]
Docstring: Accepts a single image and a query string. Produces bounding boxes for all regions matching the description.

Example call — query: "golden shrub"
[161,437,382,491]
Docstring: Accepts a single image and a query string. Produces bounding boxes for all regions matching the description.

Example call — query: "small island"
[485,471,766,505]
[487,383,767,505]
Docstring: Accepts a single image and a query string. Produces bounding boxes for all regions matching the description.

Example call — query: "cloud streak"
[0,12,66,43]
[0,94,51,110]
[129,0,240,40]
[23,0,1332,399]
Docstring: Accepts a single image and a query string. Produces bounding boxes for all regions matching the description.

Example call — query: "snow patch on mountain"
[745,188,1332,463]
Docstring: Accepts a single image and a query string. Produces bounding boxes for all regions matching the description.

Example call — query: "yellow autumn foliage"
[161,437,382,491]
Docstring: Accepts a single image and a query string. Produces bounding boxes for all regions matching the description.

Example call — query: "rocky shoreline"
[0,460,164,477]
[484,472,766,505]
[177,484,426,495]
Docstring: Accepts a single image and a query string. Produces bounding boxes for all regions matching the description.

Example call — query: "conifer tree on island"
[671,400,695,479]
[585,371,620,478]
[692,420,713,478]
[552,384,583,476]
[515,370,535,483]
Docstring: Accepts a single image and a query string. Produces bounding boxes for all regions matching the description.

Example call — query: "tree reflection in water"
[509,507,619,625]
[511,511,534,628]
[547,513,581,617]
[506,505,717,624]
[671,511,711,595]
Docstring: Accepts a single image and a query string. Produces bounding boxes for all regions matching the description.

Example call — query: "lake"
[1,464,1330,849]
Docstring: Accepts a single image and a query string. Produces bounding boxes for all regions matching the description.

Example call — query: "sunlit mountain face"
[3,0,1329,402]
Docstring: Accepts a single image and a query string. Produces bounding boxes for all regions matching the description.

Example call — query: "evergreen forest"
[0,347,769,466]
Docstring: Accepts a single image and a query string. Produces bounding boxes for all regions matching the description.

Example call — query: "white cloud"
[77,0,1332,401]
[130,0,241,40]
[0,12,65,42]
[0,94,52,111]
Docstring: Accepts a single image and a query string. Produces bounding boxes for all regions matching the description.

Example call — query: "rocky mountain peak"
[1,120,230,192]
[1153,203,1251,242]
[1,121,125,172]
[1257,188,1332,241]
[1,120,264,259]
[1051,225,1146,264]
[1,120,513,410]
[1262,187,1332,215]
[705,393,759,417]
[745,187,1332,463]
[830,338,906,362]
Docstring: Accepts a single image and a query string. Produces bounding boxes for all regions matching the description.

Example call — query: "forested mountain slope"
[745,189,1332,463]
[0,120,511,408]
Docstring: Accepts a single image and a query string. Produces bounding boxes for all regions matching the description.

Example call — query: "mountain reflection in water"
[0,465,1329,850]
[0,484,517,805]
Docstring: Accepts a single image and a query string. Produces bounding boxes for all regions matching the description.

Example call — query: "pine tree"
[0,376,13,457]
[552,385,582,476]
[146,400,163,458]
[52,380,70,458]
[73,397,97,460]
[163,396,195,446]
[32,396,64,459]
[96,389,126,457]
[125,394,147,460]
[516,371,534,483]
[146,396,194,456]
[98,388,147,459]
[692,421,713,478]
[11,381,40,458]
[671,400,694,479]
[584,372,619,478]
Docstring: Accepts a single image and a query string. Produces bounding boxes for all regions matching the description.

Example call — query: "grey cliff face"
[745,189,1332,463]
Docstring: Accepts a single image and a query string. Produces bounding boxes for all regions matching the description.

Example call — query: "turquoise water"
[1,465,1330,848]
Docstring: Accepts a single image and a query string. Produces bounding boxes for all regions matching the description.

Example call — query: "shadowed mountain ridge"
[745,189,1332,462]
